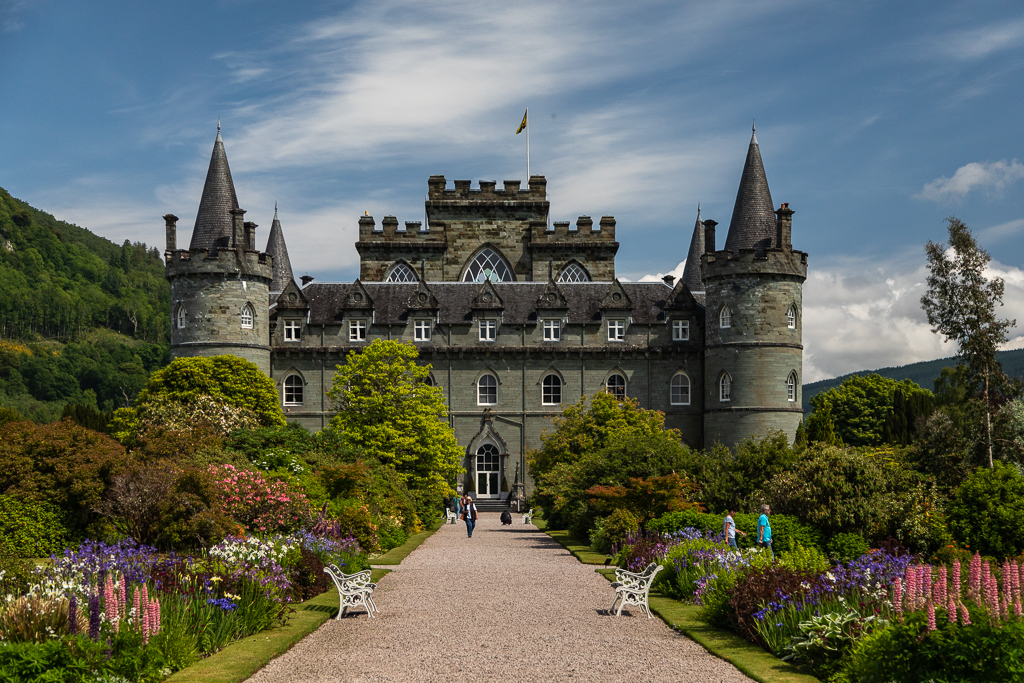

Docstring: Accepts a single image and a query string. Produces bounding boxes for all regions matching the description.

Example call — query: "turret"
[702,127,808,448]
[265,204,296,294]
[165,124,273,374]
[682,206,705,304]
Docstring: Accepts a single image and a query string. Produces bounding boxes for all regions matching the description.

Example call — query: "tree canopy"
[809,373,932,446]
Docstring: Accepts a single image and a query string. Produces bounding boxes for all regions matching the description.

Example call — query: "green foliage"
[882,383,935,445]
[681,431,799,512]
[288,546,328,601]
[0,495,69,557]
[0,406,23,427]
[837,612,1024,683]
[805,401,843,446]
[152,467,238,550]
[648,508,824,552]
[61,402,112,433]
[590,508,639,554]
[0,631,165,683]
[824,533,869,563]
[696,570,742,628]
[326,340,462,505]
[783,610,889,681]
[947,461,1024,557]
[809,374,932,447]
[779,538,830,572]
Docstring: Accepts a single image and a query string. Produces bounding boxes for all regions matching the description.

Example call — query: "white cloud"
[915,18,1024,62]
[915,159,1024,202]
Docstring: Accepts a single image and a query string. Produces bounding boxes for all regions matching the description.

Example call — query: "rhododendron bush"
[207,464,310,532]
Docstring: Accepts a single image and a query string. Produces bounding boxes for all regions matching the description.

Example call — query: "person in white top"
[723,508,747,550]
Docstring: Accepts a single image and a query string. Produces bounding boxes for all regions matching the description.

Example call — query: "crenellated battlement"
[358,215,445,241]
[165,247,274,281]
[426,175,547,200]
[702,247,807,281]
[531,215,617,242]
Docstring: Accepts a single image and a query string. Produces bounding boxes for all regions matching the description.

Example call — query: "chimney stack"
[163,214,178,258]
[703,219,718,255]
[244,221,257,251]
[775,203,794,250]
[230,208,246,250]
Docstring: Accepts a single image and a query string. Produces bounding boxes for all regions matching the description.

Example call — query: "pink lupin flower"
[953,559,962,600]
[133,586,141,623]
[969,553,982,600]
[948,591,957,624]
[118,575,127,619]
[906,566,917,611]
[923,565,932,606]
[937,566,947,605]
[1015,598,1022,618]
[960,602,971,626]
[927,601,936,632]
[154,598,161,634]
[1011,562,1021,605]
[1003,561,1013,618]
[894,578,903,618]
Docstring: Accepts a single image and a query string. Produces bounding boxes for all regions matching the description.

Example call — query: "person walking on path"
[723,509,746,550]
[463,496,478,537]
[452,494,461,524]
[757,504,773,559]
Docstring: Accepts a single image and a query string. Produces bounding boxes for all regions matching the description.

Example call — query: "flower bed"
[617,526,1024,682]
[0,534,366,682]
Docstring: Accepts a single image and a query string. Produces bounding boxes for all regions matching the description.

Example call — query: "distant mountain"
[802,348,1024,412]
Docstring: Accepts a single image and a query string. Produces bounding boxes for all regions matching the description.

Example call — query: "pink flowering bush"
[207,464,310,533]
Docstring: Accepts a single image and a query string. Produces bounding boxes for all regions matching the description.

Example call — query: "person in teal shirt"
[757,504,774,559]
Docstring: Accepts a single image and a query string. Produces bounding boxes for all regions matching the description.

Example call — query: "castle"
[163,125,807,502]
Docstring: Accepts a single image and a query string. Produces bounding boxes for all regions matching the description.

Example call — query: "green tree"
[947,461,1024,557]
[921,217,1017,467]
[808,374,931,446]
[325,340,462,502]
[684,430,799,512]
[805,401,842,446]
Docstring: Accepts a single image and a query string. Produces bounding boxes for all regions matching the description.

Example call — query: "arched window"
[787,305,797,329]
[385,262,418,283]
[423,374,435,387]
[477,373,497,405]
[671,373,690,405]
[542,374,562,405]
[557,262,591,283]
[719,373,732,402]
[719,305,731,329]
[462,247,513,283]
[175,304,186,330]
[787,371,798,402]
[283,375,304,406]
[241,303,254,329]
[606,373,626,399]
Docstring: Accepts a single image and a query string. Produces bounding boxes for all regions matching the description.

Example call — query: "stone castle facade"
[163,126,807,503]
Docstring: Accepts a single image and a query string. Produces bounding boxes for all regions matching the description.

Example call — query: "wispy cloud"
[914,17,1024,63]
[915,159,1024,202]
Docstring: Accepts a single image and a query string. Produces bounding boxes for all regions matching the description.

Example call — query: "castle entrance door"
[475,444,501,499]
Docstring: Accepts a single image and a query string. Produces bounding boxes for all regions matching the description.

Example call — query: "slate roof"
[723,129,776,253]
[682,206,705,296]
[189,127,240,251]
[265,206,295,293]
[300,281,685,325]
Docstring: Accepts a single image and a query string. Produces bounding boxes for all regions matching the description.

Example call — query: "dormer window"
[607,320,625,342]
[543,320,560,342]
[414,319,431,342]
[284,320,301,342]
[240,304,254,329]
[719,306,731,329]
[349,319,367,342]
[672,319,689,341]
[479,319,496,342]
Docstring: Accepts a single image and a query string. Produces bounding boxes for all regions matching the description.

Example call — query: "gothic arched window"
[385,262,418,283]
[719,305,731,329]
[671,372,690,405]
[787,305,797,329]
[557,262,590,283]
[787,371,798,402]
[241,303,254,329]
[542,374,562,405]
[606,373,626,400]
[283,374,304,406]
[478,373,497,405]
[175,304,186,330]
[719,373,732,402]
[462,248,513,283]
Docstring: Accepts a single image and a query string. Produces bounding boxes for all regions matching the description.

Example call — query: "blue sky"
[3,0,1024,381]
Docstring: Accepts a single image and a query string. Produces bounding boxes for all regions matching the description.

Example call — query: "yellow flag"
[516,109,527,135]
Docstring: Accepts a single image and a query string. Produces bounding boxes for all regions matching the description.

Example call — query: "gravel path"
[247,513,754,683]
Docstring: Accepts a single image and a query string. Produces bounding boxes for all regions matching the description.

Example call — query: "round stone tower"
[702,128,808,447]
[164,126,274,374]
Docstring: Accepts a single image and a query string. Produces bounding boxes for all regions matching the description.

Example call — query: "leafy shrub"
[377,518,408,552]
[783,610,889,680]
[681,431,799,512]
[333,503,378,553]
[207,464,310,533]
[947,461,1024,557]
[154,467,238,551]
[289,546,328,601]
[0,406,23,427]
[827,532,871,563]
[0,551,33,597]
[0,632,164,683]
[779,539,830,572]
[727,565,823,644]
[591,508,639,554]
[837,612,1024,683]
[0,495,68,557]
[648,509,824,552]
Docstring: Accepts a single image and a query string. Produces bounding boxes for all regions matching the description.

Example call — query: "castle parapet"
[165,246,274,280]
[425,175,547,200]
[530,215,617,243]
[702,247,807,280]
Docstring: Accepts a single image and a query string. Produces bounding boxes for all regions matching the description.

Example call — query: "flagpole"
[526,107,530,179]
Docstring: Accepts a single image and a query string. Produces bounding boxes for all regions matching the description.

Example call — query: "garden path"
[246,513,754,683]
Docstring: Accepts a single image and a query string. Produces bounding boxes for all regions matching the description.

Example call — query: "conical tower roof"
[266,204,295,293]
[682,205,705,295]
[724,126,776,253]
[189,123,240,251]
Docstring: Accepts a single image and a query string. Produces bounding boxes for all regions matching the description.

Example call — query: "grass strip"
[372,519,445,565]
[543,528,820,683]
[167,568,390,683]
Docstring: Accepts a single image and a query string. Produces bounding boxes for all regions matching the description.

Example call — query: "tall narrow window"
[385,262,418,282]
[284,320,301,342]
[719,373,732,402]
[462,248,513,283]
[787,305,797,329]
[606,373,626,399]
[283,375,303,406]
[672,319,689,341]
[349,320,367,342]
[542,374,562,405]
[543,320,560,342]
[478,374,497,405]
[607,320,625,342]
[671,373,690,405]
[240,304,254,329]
[479,319,496,342]
[414,320,431,342]
[175,305,186,330]
[719,306,731,329]
[787,372,797,402]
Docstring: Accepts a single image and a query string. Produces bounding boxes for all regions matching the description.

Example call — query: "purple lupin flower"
[68,594,78,636]
[88,591,101,641]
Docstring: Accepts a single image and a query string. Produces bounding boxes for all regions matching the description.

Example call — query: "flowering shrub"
[207,465,310,533]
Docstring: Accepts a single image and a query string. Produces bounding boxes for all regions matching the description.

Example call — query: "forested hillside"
[0,188,170,420]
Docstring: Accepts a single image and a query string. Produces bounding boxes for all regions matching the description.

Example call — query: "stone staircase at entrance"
[472,497,510,512]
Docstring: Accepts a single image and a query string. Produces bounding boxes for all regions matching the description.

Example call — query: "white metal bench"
[323,566,378,619]
[609,562,663,618]
[522,508,534,524]
[445,509,457,524]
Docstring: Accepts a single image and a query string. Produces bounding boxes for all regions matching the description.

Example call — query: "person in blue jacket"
[757,503,773,559]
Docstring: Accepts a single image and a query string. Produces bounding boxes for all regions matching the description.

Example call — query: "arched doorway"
[475,443,501,498]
